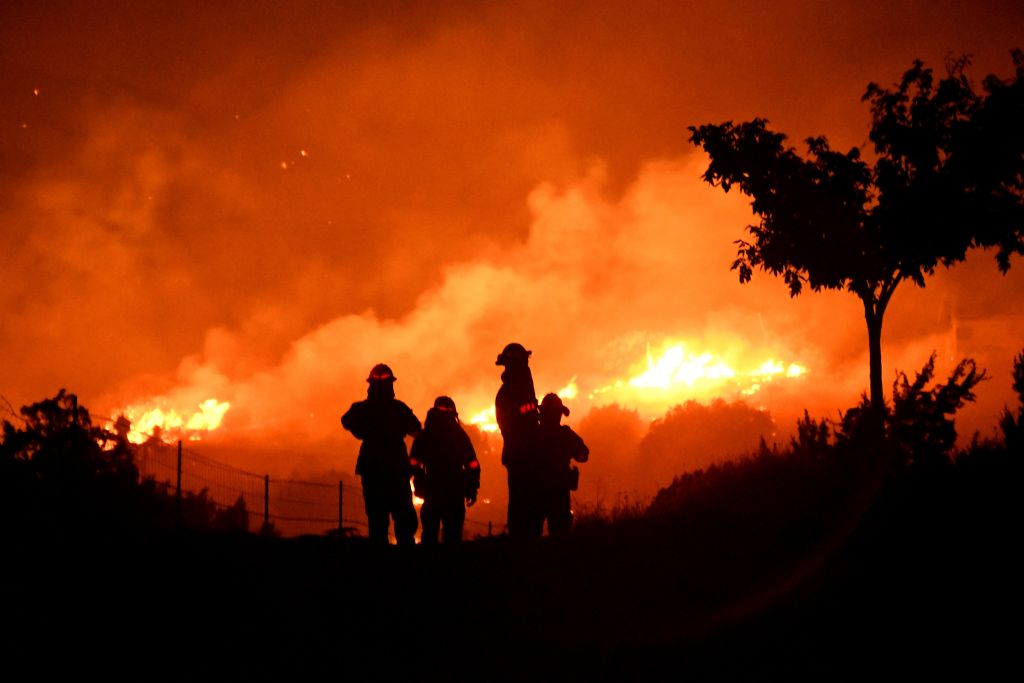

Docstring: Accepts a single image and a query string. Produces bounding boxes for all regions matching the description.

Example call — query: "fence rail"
[97,414,503,539]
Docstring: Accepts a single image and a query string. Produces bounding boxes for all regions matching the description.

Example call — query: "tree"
[689,52,1024,411]
[0,389,140,531]
[887,355,985,469]
[1000,348,1024,452]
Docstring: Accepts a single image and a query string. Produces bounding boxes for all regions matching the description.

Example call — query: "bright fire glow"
[111,398,231,444]
[556,376,579,400]
[468,406,499,433]
[186,398,231,431]
[457,341,806,437]
[590,340,807,409]
[466,378,576,437]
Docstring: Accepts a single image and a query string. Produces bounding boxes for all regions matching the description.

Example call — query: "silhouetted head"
[433,395,458,418]
[496,342,531,368]
[540,392,569,426]
[367,363,397,400]
[367,363,397,383]
[425,396,460,431]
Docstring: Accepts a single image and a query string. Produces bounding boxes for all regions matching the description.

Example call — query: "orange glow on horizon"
[317,331,811,445]
[452,337,807,436]
[589,339,809,412]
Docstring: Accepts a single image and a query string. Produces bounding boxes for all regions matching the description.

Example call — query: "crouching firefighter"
[341,363,421,546]
[410,396,481,544]
[536,393,589,536]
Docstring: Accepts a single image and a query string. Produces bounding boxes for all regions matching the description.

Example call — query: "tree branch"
[0,394,22,424]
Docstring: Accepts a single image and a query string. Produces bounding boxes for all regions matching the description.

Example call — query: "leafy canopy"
[688,51,1024,300]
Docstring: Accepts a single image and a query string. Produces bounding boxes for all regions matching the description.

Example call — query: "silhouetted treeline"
[639,352,1016,514]
[0,389,248,537]
[3,353,1022,680]
[564,352,1022,610]
[6,347,1021,545]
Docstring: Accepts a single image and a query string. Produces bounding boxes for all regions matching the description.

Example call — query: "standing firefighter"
[494,342,539,538]
[341,363,421,546]
[536,393,589,536]
[410,396,480,544]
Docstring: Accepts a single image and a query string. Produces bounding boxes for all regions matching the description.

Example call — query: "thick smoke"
[3,2,1023,493]
[87,155,1024,473]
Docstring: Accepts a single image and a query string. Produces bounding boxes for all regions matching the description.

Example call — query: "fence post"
[175,440,183,528]
[338,480,344,533]
[262,474,270,536]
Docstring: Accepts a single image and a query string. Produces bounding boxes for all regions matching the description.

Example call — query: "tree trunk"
[865,307,885,411]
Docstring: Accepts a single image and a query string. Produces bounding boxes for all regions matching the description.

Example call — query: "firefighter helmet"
[366,363,397,383]
[433,395,458,416]
[495,342,532,366]
[541,392,570,417]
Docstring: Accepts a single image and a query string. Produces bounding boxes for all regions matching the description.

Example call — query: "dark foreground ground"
[3,460,1020,682]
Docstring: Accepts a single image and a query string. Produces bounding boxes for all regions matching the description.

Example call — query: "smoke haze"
[3,1,1023,491]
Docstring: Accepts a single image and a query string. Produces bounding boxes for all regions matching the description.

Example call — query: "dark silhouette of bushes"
[612,351,1022,624]
[645,353,1010,524]
[1,389,248,537]
[1,390,140,535]
[3,354,1021,680]
[1001,349,1024,453]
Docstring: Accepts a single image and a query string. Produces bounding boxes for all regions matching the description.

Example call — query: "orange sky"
[2,1,1023,490]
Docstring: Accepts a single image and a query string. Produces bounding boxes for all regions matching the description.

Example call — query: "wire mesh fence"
[94,414,503,539]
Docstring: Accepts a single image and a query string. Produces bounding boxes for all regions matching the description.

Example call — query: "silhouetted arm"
[494,388,511,436]
[399,402,422,437]
[341,403,368,439]
[563,426,590,463]
[459,429,480,500]
[409,433,428,497]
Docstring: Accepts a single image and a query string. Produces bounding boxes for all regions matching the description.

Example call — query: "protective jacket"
[410,409,480,502]
[342,394,421,480]
[494,365,539,467]
[341,383,421,545]
[537,423,589,494]
[535,422,589,536]
[410,407,480,544]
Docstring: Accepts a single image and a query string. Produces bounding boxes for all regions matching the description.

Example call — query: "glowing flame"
[556,376,579,400]
[111,398,231,444]
[628,347,735,388]
[468,406,499,433]
[590,340,807,409]
[186,398,231,431]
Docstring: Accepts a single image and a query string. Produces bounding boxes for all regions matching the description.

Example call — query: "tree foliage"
[1,390,138,532]
[1000,349,1024,452]
[1,389,248,535]
[888,355,986,468]
[689,51,1024,409]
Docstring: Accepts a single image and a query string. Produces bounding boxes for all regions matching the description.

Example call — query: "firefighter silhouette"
[410,396,480,544]
[494,342,540,538]
[533,393,589,536]
[341,363,421,545]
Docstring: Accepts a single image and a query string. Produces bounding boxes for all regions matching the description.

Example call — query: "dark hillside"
[4,442,1019,681]
[3,360,1022,680]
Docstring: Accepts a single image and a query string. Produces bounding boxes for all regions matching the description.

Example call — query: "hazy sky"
[2,1,1023,484]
